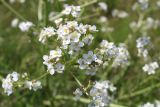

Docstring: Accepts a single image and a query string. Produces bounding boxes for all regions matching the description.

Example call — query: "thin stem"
[80,0,98,8]
[69,71,89,96]
[54,95,127,107]
[38,0,43,22]
[118,83,160,100]
[1,0,26,21]
[35,72,49,80]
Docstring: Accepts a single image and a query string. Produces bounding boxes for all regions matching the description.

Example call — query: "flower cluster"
[112,44,130,67]
[24,80,42,91]
[43,48,64,75]
[142,61,159,75]
[2,72,19,95]
[78,51,102,75]
[62,5,81,17]
[136,36,151,58]
[88,81,116,107]
[2,71,42,95]
[98,40,130,67]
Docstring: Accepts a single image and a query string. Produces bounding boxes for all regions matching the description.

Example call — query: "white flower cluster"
[19,21,33,32]
[112,44,130,67]
[43,48,65,75]
[78,51,102,75]
[2,72,19,95]
[39,20,97,55]
[2,71,42,95]
[88,81,116,107]
[62,5,81,17]
[142,61,159,75]
[73,88,83,100]
[99,40,118,59]
[39,27,56,44]
[99,40,130,67]
[24,80,42,91]
[136,36,151,58]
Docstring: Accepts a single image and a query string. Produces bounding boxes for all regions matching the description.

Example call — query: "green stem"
[118,83,160,100]
[38,0,43,22]
[1,0,26,21]
[54,95,127,107]
[69,71,89,96]
[35,72,49,80]
[80,0,98,8]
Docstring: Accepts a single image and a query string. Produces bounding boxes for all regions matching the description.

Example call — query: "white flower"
[25,80,42,91]
[24,81,32,90]
[2,71,19,95]
[88,25,98,32]
[112,44,130,67]
[142,62,159,75]
[19,21,33,32]
[63,5,81,17]
[54,18,63,26]
[2,77,13,95]
[112,9,128,18]
[82,34,94,45]
[136,36,151,58]
[54,63,65,73]
[141,102,154,107]
[49,48,62,59]
[32,81,42,91]
[73,88,83,100]
[39,27,56,44]
[11,18,19,28]
[98,2,108,11]
[68,42,84,55]
[89,80,116,107]
[76,23,88,34]
[43,48,65,75]
[11,72,19,82]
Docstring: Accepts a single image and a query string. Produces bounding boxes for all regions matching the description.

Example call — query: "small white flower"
[32,81,42,91]
[54,18,63,26]
[112,9,128,18]
[54,63,65,73]
[73,88,83,100]
[39,27,56,44]
[11,72,19,82]
[98,2,108,11]
[11,18,19,28]
[25,80,42,91]
[88,25,98,32]
[24,81,33,90]
[82,34,94,45]
[19,21,33,32]
[63,5,81,17]
[141,102,154,107]
[142,62,159,75]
